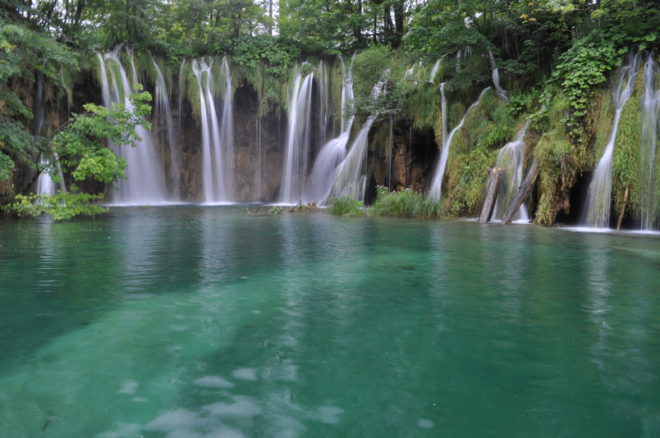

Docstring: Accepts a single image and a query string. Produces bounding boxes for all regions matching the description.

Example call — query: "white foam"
[193,376,234,388]
[232,368,258,381]
[417,419,435,428]
[117,380,138,394]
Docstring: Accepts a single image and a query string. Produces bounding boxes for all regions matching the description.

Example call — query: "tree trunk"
[502,159,540,224]
[479,168,502,223]
[616,186,629,231]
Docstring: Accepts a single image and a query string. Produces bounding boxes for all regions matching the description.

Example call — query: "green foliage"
[330,195,364,217]
[53,87,152,188]
[0,18,77,184]
[351,46,414,122]
[3,191,107,221]
[371,186,441,219]
[269,205,284,214]
[552,32,618,138]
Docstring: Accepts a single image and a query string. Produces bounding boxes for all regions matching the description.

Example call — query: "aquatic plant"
[330,195,364,217]
[371,186,441,219]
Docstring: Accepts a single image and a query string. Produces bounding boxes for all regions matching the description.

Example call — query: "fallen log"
[502,159,540,225]
[479,168,503,223]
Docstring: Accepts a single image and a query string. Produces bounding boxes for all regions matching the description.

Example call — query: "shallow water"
[1,207,660,437]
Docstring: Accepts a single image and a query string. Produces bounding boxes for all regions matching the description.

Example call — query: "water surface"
[1,207,659,437]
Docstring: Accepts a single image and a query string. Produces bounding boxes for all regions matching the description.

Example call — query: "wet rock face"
[368,119,439,201]
[232,84,284,202]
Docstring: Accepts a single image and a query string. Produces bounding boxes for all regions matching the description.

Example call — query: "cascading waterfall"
[428,58,442,84]
[488,51,509,102]
[254,118,262,200]
[191,57,233,203]
[583,53,641,228]
[429,87,490,200]
[491,121,532,221]
[456,50,461,73]
[640,54,660,230]
[306,57,355,203]
[328,76,387,201]
[178,58,185,145]
[388,115,393,189]
[279,68,314,204]
[151,55,179,199]
[318,60,329,146]
[218,56,235,199]
[99,47,167,205]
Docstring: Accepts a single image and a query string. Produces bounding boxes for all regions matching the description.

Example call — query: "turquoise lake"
[1,206,660,437]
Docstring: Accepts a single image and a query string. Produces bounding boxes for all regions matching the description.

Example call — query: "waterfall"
[219,56,235,199]
[490,105,547,221]
[279,68,314,204]
[640,54,660,230]
[255,117,262,200]
[491,121,532,221]
[388,116,393,190]
[191,57,233,204]
[318,60,329,146]
[151,55,179,199]
[456,50,461,73]
[178,58,185,146]
[488,52,509,102]
[583,53,641,228]
[306,57,355,203]
[99,47,167,205]
[429,87,490,200]
[328,77,387,201]
[428,59,441,84]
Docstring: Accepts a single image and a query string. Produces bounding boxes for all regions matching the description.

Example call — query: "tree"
[3,86,154,220]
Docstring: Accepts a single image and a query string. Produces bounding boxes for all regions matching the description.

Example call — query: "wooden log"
[502,159,540,225]
[479,168,503,223]
[616,186,629,231]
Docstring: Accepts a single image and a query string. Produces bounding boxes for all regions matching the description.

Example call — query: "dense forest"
[1,0,659,227]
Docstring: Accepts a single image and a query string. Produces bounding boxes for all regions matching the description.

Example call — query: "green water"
[1,207,660,437]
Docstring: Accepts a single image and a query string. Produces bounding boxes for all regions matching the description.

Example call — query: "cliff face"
[9,71,442,207]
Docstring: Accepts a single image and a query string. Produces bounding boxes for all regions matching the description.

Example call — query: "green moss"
[406,84,440,130]
[611,71,643,219]
[534,128,574,226]
[439,89,522,217]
